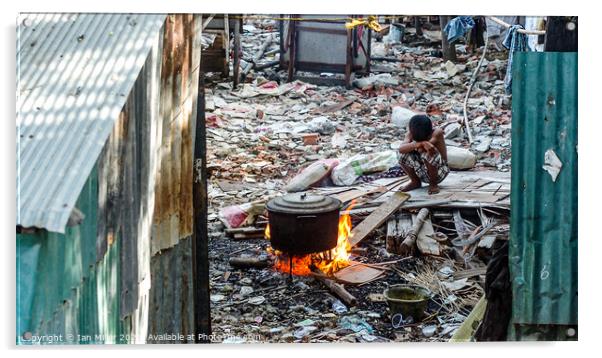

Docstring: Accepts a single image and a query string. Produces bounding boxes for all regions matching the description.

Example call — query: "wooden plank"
[333,178,405,205]
[349,192,410,247]
[449,192,501,203]
[334,262,385,285]
[397,212,413,237]
[449,296,487,342]
[453,267,487,280]
[386,217,399,238]
[313,274,357,306]
[332,188,369,203]
[232,232,265,240]
[225,227,264,235]
[386,216,399,252]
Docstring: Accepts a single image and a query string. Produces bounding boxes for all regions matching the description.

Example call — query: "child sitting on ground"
[398,114,449,194]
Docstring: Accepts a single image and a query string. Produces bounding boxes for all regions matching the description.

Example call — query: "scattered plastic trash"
[360,333,378,342]
[438,266,454,277]
[269,326,285,334]
[247,296,266,305]
[210,294,225,303]
[295,319,316,327]
[422,325,437,337]
[294,326,318,339]
[353,73,399,90]
[332,299,348,314]
[384,23,405,44]
[442,278,470,292]
[391,313,414,328]
[444,294,458,305]
[339,316,374,334]
[218,201,266,229]
[239,286,254,296]
[331,150,399,186]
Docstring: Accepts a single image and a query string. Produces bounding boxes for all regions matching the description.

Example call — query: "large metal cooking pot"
[266,193,342,255]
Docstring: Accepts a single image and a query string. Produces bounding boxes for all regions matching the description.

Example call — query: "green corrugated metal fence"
[510,52,578,329]
[17,165,127,344]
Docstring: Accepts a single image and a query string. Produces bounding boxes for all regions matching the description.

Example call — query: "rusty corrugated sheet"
[95,13,202,336]
[17,13,203,344]
[510,52,578,326]
[151,14,199,255]
[17,13,166,233]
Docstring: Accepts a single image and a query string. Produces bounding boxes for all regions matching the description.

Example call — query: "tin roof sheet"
[17,13,166,233]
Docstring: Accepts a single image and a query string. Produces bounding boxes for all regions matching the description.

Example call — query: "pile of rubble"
[206,16,513,343]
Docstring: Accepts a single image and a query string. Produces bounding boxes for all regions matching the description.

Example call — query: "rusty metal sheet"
[151,14,198,255]
[17,13,202,344]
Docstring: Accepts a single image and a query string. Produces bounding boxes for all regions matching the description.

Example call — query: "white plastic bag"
[446,146,477,170]
[331,151,399,186]
[284,159,339,192]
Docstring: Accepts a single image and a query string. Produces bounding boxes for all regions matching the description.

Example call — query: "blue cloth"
[443,16,475,43]
[502,25,529,94]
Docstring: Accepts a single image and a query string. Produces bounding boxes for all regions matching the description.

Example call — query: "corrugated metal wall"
[148,237,195,343]
[17,165,127,344]
[16,14,203,344]
[151,14,198,256]
[144,13,201,340]
[510,52,578,328]
[17,14,166,233]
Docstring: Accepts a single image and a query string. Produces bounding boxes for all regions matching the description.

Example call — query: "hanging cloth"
[502,24,529,94]
[443,16,475,43]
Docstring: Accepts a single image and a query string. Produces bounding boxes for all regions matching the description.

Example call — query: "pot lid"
[266,193,341,214]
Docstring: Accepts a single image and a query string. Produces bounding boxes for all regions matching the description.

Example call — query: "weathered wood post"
[440,16,457,62]
[192,42,211,341]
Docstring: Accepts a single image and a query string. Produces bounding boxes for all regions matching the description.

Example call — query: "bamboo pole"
[487,16,545,35]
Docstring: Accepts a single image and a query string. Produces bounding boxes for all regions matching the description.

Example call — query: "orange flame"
[266,201,356,276]
[270,249,313,276]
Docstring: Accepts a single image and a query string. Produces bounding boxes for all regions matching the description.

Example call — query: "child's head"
[409,114,433,142]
